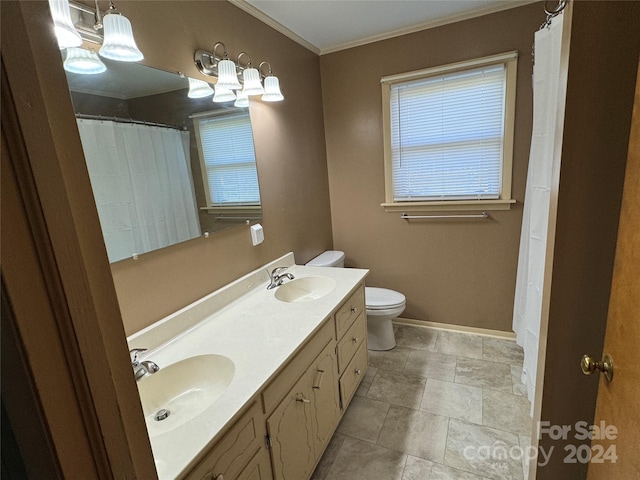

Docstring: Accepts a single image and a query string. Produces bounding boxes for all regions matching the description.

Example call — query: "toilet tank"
[305,250,345,268]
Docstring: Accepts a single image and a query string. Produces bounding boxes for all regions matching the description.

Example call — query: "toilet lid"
[365,287,406,310]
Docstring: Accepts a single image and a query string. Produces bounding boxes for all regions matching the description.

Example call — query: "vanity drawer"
[336,312,366,374]
[185,401,267,480]
[262,319,335,415]
[334,284,365,340]
[339,343,368,409]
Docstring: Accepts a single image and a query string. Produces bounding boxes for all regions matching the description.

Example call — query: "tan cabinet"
[334,285,368,410]
[185,401,272,480]
[266,340,340,480]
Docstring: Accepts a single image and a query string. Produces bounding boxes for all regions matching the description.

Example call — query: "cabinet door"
[266,375,315,480]
[309,342,341,455]
[236,449,273,480]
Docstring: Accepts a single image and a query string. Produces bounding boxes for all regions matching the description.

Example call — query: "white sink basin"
[137,354,235,437]
[275,276,336,303]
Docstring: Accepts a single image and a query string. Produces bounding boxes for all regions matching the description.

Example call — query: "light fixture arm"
[93,0,103,29]
[259,61,273,79]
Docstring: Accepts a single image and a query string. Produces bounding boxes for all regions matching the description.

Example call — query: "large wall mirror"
[63,57,262,263]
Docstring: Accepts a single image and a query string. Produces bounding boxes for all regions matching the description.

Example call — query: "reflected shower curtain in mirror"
[512,12,566,409]
[77,119,200,262]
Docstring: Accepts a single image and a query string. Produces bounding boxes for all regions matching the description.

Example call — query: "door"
[586,58,640,479]
[309,341,341,454]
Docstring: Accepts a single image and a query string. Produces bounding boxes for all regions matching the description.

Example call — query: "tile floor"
[312,323,532,480]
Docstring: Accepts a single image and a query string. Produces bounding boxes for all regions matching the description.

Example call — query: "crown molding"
[230,0,538,56]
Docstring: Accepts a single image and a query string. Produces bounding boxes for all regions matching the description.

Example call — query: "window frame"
[381,51,518,212]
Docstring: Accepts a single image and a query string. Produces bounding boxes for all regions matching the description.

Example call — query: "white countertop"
[128,253,368,479]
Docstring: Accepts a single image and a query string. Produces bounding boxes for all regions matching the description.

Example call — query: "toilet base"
[367,315,397,351]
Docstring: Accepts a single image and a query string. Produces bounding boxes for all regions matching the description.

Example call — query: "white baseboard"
[394,317,516,340]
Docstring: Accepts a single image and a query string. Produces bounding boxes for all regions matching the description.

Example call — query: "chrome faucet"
[267,266,295,289]
[130,348,160,381]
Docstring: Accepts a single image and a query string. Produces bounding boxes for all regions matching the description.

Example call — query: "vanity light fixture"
[63,47,107,74]
[98,1,144,62]
[48,0,83,49]
[194,42,284,105]
[187,77,214,98]
[238,53,265,96]
[260,62,284,102]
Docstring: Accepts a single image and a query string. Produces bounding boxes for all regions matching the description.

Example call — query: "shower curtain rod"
[75,113,186,131]
[540,0,567,30]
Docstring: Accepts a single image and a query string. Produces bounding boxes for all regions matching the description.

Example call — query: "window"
[193,110,261,210]
[381,52,518,212]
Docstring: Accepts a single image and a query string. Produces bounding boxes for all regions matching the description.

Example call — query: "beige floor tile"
[394,324,438,350]
[368,369,427,409]
[421,378,482,424]
[404,349,458,381]
[368,346,413,372]
[336,395,390,443]
[311,433,346,480]
[455,357,513,393]
[482,337,525,365]
[434,331,483,359]
[482,389,532,436]
[511,365,527,396]
[444,419,523,480]
[327,436,406,480]
[402,455,486,480]
[378,405,449,463]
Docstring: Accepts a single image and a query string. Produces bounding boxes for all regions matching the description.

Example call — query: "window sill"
[381,199,516,213]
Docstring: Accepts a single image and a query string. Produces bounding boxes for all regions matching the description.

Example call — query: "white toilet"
[306,250,406,351]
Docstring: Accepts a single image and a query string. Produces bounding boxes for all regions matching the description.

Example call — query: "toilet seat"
[365,287,406,310]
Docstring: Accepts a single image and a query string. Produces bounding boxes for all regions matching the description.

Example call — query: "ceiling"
[233,0,535,54]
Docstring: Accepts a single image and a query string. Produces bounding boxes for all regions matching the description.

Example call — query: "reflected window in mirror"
[193,110,261,220]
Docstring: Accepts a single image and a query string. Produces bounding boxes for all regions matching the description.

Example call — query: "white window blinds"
[389,63,506,202]
[195,112,260,206]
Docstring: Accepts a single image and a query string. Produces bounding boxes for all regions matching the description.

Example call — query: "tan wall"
[320,3,541,331]
[103,1,333,334]
[537,2,640,478]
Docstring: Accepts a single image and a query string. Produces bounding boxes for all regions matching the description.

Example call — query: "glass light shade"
[234,89,249,108]
[212,87,236,103]
[187,77,214,98]
[99,13,144,62]
[64,48,107,74]
[216,59,242,90]
[241,68,265,96]
[48,0,82,49]
[261,75,284,102]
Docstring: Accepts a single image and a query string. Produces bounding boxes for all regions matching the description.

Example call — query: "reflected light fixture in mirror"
[49,0,83,49]
[213,87,237,103]
[187,77,214,98]
[234,89,249,108]
[64,47,107,74]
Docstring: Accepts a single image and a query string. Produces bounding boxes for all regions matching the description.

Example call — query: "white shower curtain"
[513,13,566,405]
[77,119,200,262]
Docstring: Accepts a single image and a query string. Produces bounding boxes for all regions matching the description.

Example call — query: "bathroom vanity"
[128,253,369,479]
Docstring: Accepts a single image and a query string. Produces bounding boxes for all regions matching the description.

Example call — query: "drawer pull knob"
[296,393,311,404]
[352,337,359,344]
[212,474,224,480]
[355,368,362,376]
[350,307,357,313]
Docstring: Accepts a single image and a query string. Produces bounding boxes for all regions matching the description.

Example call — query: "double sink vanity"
[128,253,369,479]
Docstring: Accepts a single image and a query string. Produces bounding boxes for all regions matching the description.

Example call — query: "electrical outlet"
[250,224,264,246]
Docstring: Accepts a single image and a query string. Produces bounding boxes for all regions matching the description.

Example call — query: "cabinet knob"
[355,368,362,376]
[350,307,357,313]
[212,474,224,480]
[352,336,359,344]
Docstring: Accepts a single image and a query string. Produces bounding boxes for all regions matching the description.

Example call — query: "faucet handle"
[129,348,147,366]
[271,266,288,277]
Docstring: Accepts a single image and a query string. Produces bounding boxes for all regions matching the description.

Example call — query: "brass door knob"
[581,354,614,382]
